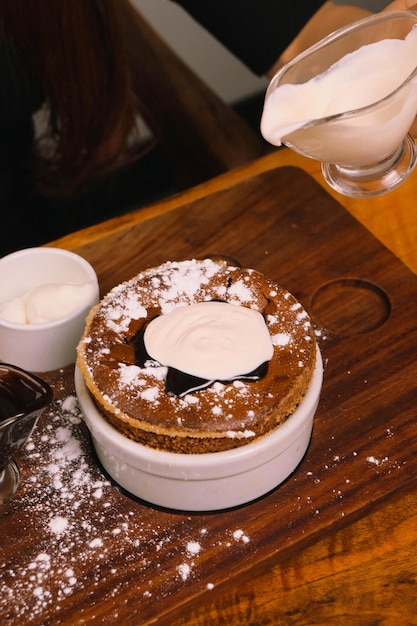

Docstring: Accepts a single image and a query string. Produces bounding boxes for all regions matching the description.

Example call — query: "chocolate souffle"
[77,259,316,453]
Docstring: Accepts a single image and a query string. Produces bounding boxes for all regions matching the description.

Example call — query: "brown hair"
[0,0,153,197]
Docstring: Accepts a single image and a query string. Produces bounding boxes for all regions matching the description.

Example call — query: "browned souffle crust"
[77,259,316,453]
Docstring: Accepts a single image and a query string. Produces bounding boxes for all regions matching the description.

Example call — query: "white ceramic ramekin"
[0,247,99,372]
[75,349,322,511]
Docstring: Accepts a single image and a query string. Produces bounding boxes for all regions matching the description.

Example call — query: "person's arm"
[171,1,388,77]
[384,0,417,8]
[268,2,373,76]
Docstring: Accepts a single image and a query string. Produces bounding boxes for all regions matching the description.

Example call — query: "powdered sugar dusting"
[1,388,253,623]
[271,332,291,346]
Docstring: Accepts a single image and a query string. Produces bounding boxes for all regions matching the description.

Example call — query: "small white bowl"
[75,349,323,511]
[0,247,99,372]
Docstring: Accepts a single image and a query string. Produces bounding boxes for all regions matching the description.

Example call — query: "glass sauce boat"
[261,11,417,198]
[0,364,52,507]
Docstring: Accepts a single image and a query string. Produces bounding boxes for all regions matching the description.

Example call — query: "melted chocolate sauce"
[165,362,268,398]
[0,367,52,423]
[0,366,52,471]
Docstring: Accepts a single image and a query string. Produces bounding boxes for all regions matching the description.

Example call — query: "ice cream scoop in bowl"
[0,247,99,372]
[261,11,417,198]
[0,363,52,506]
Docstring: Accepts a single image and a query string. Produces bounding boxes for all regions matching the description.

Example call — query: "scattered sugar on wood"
[0,394,252,623]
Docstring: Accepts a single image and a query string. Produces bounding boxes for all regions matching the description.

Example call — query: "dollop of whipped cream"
[0,282,96,324]
[144,301,273,381]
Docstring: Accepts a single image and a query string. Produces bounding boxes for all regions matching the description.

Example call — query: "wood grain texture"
[171,486,417,625]
[2,166,417,625]
[49,148,417,276]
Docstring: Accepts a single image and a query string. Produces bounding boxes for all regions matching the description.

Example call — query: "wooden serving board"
[2,166,417,625]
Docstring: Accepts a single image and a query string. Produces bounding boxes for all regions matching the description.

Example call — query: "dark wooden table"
[1,151,417,625]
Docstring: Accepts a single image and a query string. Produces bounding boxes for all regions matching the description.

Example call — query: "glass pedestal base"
[322,134,417,198]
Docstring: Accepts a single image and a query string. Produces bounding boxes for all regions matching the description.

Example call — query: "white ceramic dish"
[75,349,322,511]
[0,247,99,372]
